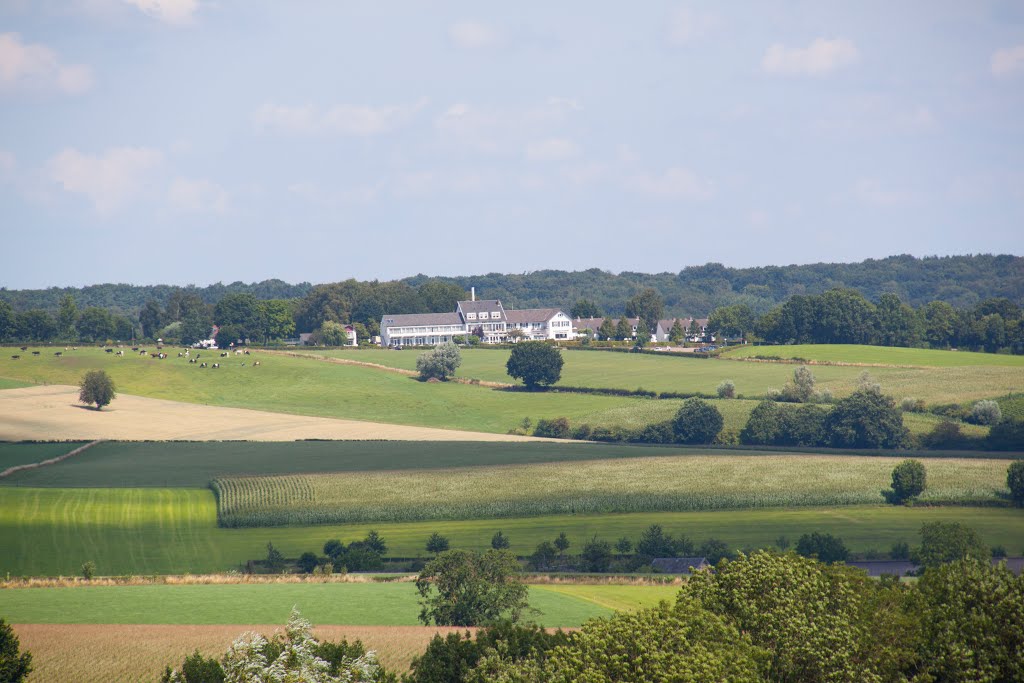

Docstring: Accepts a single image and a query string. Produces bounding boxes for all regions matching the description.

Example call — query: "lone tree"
[416,342,462,381]
[1007,461,1024,507]
[425,532,450,554]
[78,369,116,410]
[890,459,927,504]
[672,398,724,444]
[0,618,33,683]
[416,549,529,626]
[506,341,563,389]
[490,530,510,550]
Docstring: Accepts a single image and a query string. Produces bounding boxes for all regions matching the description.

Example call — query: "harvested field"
[13,623,470,681]
[0,385,550,442]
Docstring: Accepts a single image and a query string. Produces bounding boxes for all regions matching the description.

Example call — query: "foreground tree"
[417,342,462,381]
[78,370,116,410]
[913,522,990,567]
[672,398,724,444]
[889,459,927,504]
[0,619,32,683]
[416,550,529,627]
[505,342,563,389]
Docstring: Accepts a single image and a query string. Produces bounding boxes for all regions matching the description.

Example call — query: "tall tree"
[57,294,78,340]
[139,300,163,339]
[76,307,115,342]
[16,310,56,341]
[615,316,633,341]
[570,298,602,319]
[418,280,466,313]
[598,317,616,340]
[625,288,664,331]
[416,550,529,627]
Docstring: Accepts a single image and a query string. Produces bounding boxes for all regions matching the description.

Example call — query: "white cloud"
[525,138,580,162]
[435,98,581,153]
[122,0,198,25]
[0,33,94,94]
[669,7,717,45]
[449,21,499,49]
[253,99,427,136]
[49,146,163,213]
[625,167,713,200]
[762,38,859,76]
[168,177,227,213]
[991,44,1024,77]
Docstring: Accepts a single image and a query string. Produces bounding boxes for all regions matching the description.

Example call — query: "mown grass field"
[292,346,1024,404]
[0,582,627,627]
[213,455,1011,526]
[724,344,1024,367]
[3,486,1022,576]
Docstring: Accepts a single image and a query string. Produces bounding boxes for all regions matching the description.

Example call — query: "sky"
[1,0,1022,289]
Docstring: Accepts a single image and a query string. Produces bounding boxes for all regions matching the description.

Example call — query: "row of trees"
[709,289,1024,353]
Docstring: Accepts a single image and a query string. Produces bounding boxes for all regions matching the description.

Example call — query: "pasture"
[3,486,1022,576]
[0,346,1019,442]
[212,454,1011,526]
[724,344,1024,367]
[0,441,85,470]
[291,346,1024,404]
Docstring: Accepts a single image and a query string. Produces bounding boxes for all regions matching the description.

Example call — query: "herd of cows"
[8,344,262,369]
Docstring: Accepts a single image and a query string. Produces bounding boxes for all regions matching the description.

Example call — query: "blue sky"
[1,1,1022,289]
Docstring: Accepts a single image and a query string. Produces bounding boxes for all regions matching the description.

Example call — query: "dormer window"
[480,312,489,320]
[492,311,501,319]
[467,312,477,320]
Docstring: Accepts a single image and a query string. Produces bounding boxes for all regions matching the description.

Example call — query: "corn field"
[211,455,1012,527]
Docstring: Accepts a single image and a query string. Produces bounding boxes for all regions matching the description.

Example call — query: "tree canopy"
[505,342,563,389]
[416,550,529,627]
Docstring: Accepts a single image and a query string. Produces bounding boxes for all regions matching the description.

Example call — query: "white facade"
[379,300,576,346]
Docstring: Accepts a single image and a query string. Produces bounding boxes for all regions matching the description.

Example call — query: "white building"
[379,298,575,347]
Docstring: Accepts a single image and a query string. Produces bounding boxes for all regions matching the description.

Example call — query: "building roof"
[651,557,709,573]
[457,299,507,322]
[381,312,463,327]
[506,308,563,324]
[846,560,918,577]
[657,317,709,332]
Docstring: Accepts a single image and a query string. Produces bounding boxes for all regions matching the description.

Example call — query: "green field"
[724,344,1024,367]
[0,582,635,628]
[292,346,1024,404]
[213,454,1011,526]
[1,347,1018,440]
[0,442,85,470]
[3,486,1022,576]
[0,377,32,390]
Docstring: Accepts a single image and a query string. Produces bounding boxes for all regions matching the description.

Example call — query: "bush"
[571,423,593,440]
[632,420,674,444]
[795,532,849,564]
[913,522,990,567]
[580,537,613,572]
[533,417,571,439]
[889,459,927,504]
[160,650,224,683]
[297,552,319,574]
[739,400,780,445]
[824,389,908,449]
[776,405,827,446]
[671,398,724,444]
[780,365,816,403]
[490,531,510,550]
[528,542,557,571]
[900,397,926,413]
[922,420,967,450]
[969,399,1003,426]
[1007,461,1024,506]
[930,403,970,421]
[80,560,96,580]
[716,379,736,399]
[988,419,1024,450]
[417,342,462,381]
[890,541,910,559]
[506,342,563,389]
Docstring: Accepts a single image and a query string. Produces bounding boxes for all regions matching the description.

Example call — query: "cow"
[132,347,139,351]
[200,362,208,368]
[189,358,197,364]
[220,352,228,357]
[54,352,62,357]
[10,355,19,359]
[253,360,260,366]
[244,350,250,355]
[116,350,124,357]
[19,346,27,351]
[31,351,40,355]
[72,347,78,351]
[105,348,114,353]
[212,363,220,369]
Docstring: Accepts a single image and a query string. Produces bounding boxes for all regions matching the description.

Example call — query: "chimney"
[471,287,475,302]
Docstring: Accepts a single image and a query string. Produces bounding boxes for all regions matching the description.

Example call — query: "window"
[467,312,476,320]
[491,311,501,318]
[480,312,489,320]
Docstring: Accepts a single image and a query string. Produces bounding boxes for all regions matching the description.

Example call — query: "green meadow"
[0,582,630,628]
[724,344,1024,367]
[3,486,1022,576]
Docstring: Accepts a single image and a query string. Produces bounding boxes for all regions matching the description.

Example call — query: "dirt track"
[0,385,547,442]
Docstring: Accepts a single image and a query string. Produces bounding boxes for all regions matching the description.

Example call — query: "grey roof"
[506,308,563,324]
[651,557,709,573]
[657,317,709,332]
[846,560,918,577]
[572,317,606,330]
[381,312,463,327]
[457,299,507,322]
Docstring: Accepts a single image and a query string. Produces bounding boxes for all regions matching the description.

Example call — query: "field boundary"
[0,440,103,479]
[720,354,926,369]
